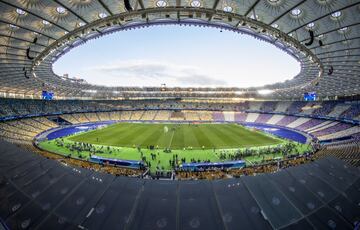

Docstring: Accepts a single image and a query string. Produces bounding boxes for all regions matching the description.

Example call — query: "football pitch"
[39,122,311,171]
[69,122,282,149]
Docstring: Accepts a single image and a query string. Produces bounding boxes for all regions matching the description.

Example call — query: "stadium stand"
[306,121,339,133]
[234,112,247,122]
[255,113,273,123]
[0,140,359,229]
[315,142,360,167]
[312,101,337,117]
[154,111,171,121]
[328,104,352,118]
[223,111,235,122]
[142,110,157,120]
[294,119,327,132]
[341,104,360,120]
[287,117,311,129]
[274,101,291,113]
[311,123,353,137]
[276,116,299,127]
[212,112,225,122]
[248,101,263,111]
[286,102,307,114]
[170,111,185,121]
[260,101,278,113]
[267,114,285,125]
[245,113,259,122]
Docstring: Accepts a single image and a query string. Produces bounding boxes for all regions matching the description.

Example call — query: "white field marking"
[167,128,176,149]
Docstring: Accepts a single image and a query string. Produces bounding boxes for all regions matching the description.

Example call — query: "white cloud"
[53,26,301,88]
[84,60,228,87]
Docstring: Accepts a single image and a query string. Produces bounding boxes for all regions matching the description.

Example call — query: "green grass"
[38,123,312,172]
[69,123,282,149]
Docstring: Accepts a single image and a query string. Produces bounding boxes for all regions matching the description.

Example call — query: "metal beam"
[97,0,114,16]
[310,36,360,50]
[287,2,360,34]
[318,54,360,59]
[0,57,31,62]
[316,47,360,56]
[0,64,31,67]
[299,22,360,43]
[0,45,41,53]
[138,0,145,9]
[327,62,360,71]
[268,0,307,25]
[52,0,89,24]
[244,0,260,17]
[0,62,32,66]
[0,34,47,47]
[0,52,27,58]
[212,0,220,9]
[322,60,360,64]
[0,19,58,41]
[207,0,221,22]
[0,0,70,32]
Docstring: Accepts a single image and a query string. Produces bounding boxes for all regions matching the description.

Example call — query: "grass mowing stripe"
[91,123,135,140]
[202,125,229,148]
[192,125,218,149]
[206,124,243,148]
[182,125,201,149]
[96,124,147,147]
[116,124,155,146]
[139,127,164,147]
[70,123,134,142]
[219,125,266,147]
[223,124,281,146]
[171,125,185,149]
[131,125,161,147]
[210,125,243,147]
[67,123,283,149]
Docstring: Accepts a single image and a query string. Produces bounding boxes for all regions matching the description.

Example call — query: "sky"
[53,25,300,88]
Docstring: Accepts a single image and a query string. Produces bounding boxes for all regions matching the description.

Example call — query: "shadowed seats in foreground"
[0,140,359,230]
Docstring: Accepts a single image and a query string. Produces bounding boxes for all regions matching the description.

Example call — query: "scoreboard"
[304,92,317,101]
[42,91,54,100]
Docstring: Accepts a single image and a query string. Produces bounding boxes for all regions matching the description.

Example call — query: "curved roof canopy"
[0,0,359,99]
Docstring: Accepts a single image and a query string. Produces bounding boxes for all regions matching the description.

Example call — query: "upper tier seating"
[0,99,360,121]
[260,101,277,113]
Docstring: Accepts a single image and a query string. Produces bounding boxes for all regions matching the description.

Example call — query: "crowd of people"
[22,143,144,177]
[48,136,319,181]
[217,142,302,161]
[176,152,315,180]
[54,138,122,158]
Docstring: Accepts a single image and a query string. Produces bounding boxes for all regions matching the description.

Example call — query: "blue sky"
[53,25,300,87]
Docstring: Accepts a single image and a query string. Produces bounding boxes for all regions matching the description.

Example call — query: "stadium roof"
[0,0,359,99]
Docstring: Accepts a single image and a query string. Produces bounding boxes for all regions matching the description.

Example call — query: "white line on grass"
[167,129,175,149]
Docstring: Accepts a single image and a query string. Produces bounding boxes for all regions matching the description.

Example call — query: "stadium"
[0,0,359,229]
